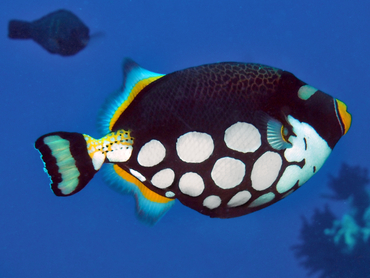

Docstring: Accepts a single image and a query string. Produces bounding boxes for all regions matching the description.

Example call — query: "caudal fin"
[8,20,32,39]
[35,130,134,196]
[35,132,98,196]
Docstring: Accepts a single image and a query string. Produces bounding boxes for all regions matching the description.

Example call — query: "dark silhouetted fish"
[8,9,89,56]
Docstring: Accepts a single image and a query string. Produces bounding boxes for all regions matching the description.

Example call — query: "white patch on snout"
[277,115,332,193]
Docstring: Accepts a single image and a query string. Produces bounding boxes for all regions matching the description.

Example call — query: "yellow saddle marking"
[83,130,133,159]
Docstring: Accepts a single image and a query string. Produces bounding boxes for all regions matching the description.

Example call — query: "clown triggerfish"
[35,59,352,224]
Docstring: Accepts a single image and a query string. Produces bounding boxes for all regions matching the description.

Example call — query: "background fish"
[8,9,89,56]
[35,59,351,225]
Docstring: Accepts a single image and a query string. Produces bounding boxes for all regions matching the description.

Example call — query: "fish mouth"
[335,99,352,135]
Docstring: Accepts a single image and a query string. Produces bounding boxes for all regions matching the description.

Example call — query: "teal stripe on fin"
[35,132,98,196]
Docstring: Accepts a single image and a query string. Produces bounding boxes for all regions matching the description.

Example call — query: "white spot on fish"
[227,190,252,207]
[249,192,275,208]
[106,144,132,162]
[129,168,146,182]
[165,191,175,198]
[176,131,214,163]
[137,139,166,167]
[251,151,282,191]
[224,122,261,153]
[92,151,105,170]
[179,172,205,197]
[203,195,222,209]
[211,157,245,189]
[151,168,175,189]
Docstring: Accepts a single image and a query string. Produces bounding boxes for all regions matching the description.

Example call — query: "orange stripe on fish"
[113,164,173,204]
[109,76,164,131]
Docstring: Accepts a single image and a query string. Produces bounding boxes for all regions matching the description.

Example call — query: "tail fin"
[8,20,32,39]
[35,132,98,196]
[35,130,134,196]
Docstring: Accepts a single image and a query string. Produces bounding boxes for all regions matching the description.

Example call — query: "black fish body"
[35,59,352,224]
[110,62,349,218]
[8,9,89,56]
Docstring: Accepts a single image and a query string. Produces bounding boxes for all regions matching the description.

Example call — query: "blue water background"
[1,1,368,277]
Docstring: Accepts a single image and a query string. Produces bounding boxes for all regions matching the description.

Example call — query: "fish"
[8,9,89,56]
[35,59,352,224]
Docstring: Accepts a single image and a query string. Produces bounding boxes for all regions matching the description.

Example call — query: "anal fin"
[103,164,174,225]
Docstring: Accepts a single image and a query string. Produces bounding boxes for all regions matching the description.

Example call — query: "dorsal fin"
[98,58,164,135]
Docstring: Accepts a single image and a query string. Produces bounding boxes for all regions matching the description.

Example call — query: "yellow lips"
[336,99,352,135]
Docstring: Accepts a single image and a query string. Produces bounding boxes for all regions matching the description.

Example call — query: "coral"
[292,164,370,278]
[324,163,370,225]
